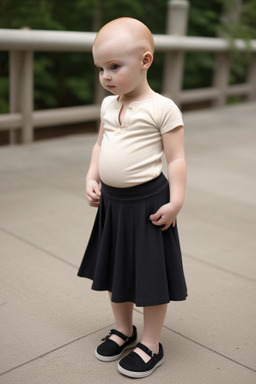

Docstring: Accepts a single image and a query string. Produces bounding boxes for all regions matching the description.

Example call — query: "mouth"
[106,85,115,89]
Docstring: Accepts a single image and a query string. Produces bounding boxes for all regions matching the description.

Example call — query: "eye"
[111,64,120,71]
[98,67,104,73]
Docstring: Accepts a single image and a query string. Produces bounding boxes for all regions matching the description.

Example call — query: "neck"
[119,83,155,105]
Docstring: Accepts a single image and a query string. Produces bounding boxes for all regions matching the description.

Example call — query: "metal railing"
[0,0,256,144]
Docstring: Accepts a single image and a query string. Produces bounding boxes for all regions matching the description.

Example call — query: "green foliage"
[0,77,9,113]
[100,0,167,33]
[183,52,215,89]
[0,52,9,113]
[0,0,255,111]
[188,0,224,37]
[0,0,63,29]
[217,0,256,85]
[34,54,58,108]
[219,0,256,40]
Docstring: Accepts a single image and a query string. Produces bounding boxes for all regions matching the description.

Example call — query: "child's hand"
[86,179,101,207]
[149,203,178,231]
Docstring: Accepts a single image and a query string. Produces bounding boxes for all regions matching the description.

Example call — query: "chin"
[107,88,119,95]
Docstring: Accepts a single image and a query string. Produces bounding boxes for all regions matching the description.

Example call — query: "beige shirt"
[99,93,184,188]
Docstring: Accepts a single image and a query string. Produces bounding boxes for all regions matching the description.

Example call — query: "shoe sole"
[118,358,164,378]
[95,341,137,362]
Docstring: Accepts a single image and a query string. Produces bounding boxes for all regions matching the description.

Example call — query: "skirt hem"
[77,173,187,306]
[77,273,187,307]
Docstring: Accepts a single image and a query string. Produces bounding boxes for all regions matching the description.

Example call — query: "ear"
[141,51,153,70]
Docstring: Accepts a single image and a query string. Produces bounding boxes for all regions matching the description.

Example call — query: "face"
[93,38,146,98]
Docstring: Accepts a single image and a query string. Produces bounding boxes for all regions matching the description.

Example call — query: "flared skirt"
[77,173,187,307]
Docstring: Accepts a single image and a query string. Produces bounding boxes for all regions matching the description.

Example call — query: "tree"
[0,0,255,113]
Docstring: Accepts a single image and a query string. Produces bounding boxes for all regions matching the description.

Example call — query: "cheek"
[99,75,105,86]
[113,73,126,86]
[116,72,134,87]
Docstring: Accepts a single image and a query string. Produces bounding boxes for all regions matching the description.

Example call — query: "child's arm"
[150,126,186,230]
[86,122,104,207]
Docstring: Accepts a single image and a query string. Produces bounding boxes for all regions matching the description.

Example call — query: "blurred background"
[0,0,255,144]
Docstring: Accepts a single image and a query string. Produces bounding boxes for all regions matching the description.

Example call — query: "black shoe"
[118,342,164,378]
[95,326,137,362]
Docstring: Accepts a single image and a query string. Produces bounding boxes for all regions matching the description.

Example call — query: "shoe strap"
[136,342,155,358]
[102,329,129,342]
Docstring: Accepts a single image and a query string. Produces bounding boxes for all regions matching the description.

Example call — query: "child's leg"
[135,304,167,362]
[108,292,134,345]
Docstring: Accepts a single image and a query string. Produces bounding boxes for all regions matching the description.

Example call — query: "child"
[78,17,187,378]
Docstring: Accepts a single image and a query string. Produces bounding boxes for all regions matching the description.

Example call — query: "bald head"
[93,17,154,56]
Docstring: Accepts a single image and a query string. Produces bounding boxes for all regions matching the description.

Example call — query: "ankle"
[140,340,159,354]
[116,326,133,338]
[109,326,134,346]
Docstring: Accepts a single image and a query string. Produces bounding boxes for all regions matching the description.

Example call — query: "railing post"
[212,52,231,106]
[22,51,34,143]
[9,50,33,144]
[163,0,190,104]
[10,51,22,144]
[246,53,256,100]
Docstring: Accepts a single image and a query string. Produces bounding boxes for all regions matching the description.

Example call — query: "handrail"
[0,29,255,52]
[0,0,255,144]
[154,35,256,52]
[0,29,96,51]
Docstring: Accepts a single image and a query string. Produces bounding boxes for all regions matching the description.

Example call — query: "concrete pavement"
[0,101,256,383]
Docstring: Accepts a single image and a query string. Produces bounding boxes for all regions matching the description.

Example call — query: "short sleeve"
[100,96,108,121]
[159,98,184,135]
[100,95,117,121]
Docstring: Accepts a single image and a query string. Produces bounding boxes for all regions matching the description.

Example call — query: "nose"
[102,70,111,80]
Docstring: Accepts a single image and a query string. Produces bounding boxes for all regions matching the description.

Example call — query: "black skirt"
[77,173,187,307]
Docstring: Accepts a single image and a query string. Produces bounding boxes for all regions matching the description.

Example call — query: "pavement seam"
[183,252,256,283]
[24,174,85,199]
[163,325,256,373]
[1,228,255,374]
[1,225,255,285]
[2,319,254,376]
[0,324,115,377]
[1,171,85,199]
[0,226,78,269]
